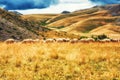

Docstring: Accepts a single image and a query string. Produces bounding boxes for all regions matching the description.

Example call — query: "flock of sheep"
[4,38,120,44]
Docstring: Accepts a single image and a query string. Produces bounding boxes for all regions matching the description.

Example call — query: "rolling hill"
[0,9,78,41]
[22,14,58,24]
[0,8,46,41]
[21,4,120,39]
[45,4,120,38]
[0,4,120,40]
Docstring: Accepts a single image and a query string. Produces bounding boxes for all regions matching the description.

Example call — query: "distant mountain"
[10,11,23,15]
[61,11,70,14]
[94,4,120,16]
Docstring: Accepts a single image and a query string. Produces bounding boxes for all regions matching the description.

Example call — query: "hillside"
[14,4,120,39]
[0,8,43,41]
[44,4,120,38]
[22,14,58,24]
[0,9,79,41]
[90,24,120,38]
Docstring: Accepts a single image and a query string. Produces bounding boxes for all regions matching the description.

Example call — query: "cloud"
[16,2,94,14]
[14,0,94,14]
[1,0,120,14]
[0,0,120,10]
[0,0,59,10]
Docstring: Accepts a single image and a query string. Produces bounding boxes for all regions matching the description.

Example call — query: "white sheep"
[65,38,70,42]
[100,39,111,42]
[5,39,15,44]
[33,39,40,43]
[55,38,63,42]
[22,39,35,43]
[111,39,120,42]
[44,38,56,43]
[70,38,79,43]
[87,38,95,42]
[80,38,95,43]
[62,38,70,42]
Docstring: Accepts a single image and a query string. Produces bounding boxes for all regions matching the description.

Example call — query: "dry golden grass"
[0,42,120,80]
[47,7,99,24]
[22,14,58,22]
[45,10,120,39]
[39,30,79,39]
[90,24,120,39]
[21,9,120,39]
[47,10,109,27]
[61,17,117,32]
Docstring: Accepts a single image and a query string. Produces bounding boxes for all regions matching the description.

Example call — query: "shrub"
[79,36,88,39]
[91,34,109,41]
[0,27,3,30]
[97,34,108,40]
[91,35,99,41]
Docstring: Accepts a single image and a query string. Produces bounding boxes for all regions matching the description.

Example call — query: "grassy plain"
[0,42,120,80]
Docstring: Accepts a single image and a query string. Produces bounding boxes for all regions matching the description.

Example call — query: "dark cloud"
[0,0,119,10]
[0,0,59,10]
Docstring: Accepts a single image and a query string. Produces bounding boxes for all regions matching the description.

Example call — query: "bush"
[79,36,88,39]
[0,27,3,30]
[91,34,108,41]
[97,34,108,40]
[91,35,98,41]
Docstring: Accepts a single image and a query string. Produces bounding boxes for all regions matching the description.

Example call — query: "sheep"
[70,38,79,43]
[44,38,56,43]
[80,38,95,43]
[64,38,70,42]
[33,39,40,43]
[87,38,95,42]
[111,39,120,42]
[100,39,111,43]
[22,39,35,43]
[56,38,70,43]
[80,38,87,42]
[5,39,15,44]
[55,38,64,43]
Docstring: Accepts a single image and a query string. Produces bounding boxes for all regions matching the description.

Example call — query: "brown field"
[0,42,120,80]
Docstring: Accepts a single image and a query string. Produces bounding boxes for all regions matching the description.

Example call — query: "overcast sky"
[16,0,94,14]
[0,0,119,14]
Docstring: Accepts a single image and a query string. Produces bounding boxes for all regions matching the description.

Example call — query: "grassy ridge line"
[47,11,108,27]
[0,42,120,80]
[46,8,99,24]
[65,17,118,32]
[22,14,58,22]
